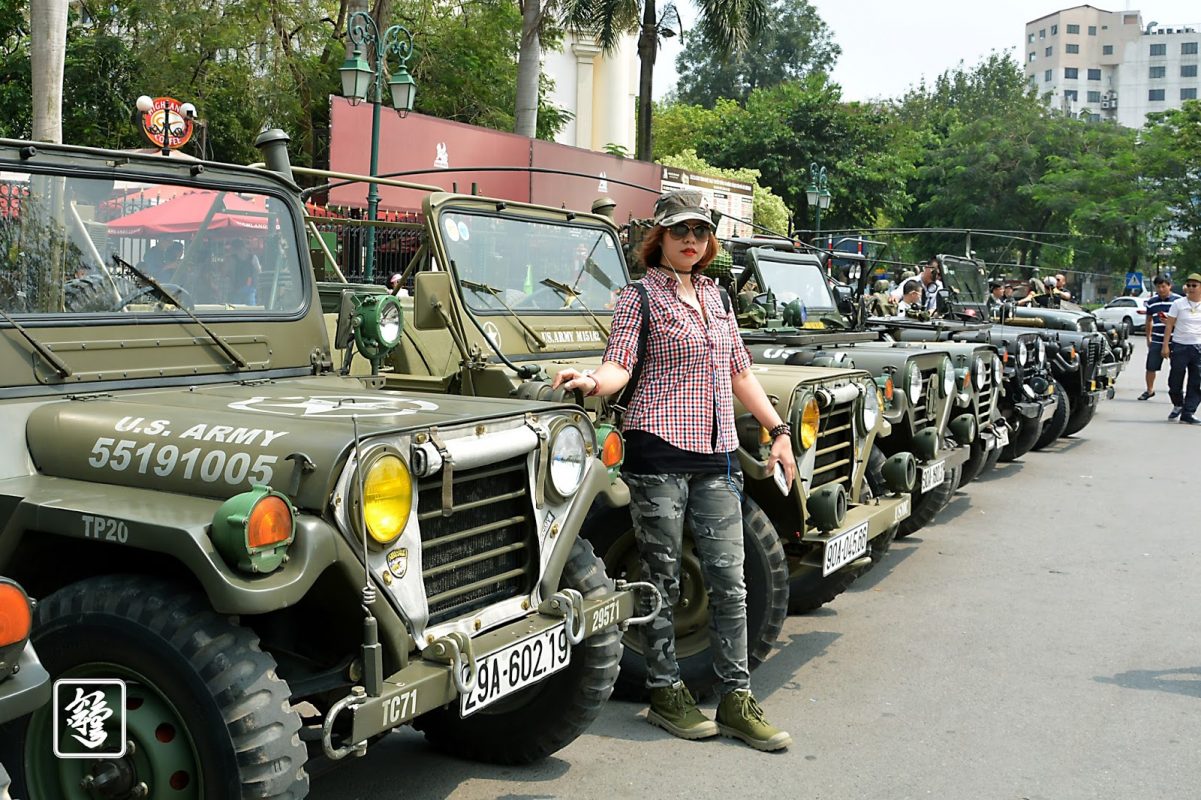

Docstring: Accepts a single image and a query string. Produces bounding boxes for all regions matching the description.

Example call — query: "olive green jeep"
[0,134,659,798]
[315,187,914,696]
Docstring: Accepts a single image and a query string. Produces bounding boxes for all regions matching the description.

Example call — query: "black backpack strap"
[616,281,650,409]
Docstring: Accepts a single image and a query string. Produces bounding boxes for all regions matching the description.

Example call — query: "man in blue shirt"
[1141,275,1181,400]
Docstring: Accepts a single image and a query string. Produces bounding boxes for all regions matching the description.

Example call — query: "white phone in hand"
[772,462,789,495]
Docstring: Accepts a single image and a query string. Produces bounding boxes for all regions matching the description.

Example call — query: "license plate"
[823,522,869,576]
[460,624,570,717]
[920,459,946,493]
[995,426,1009,448]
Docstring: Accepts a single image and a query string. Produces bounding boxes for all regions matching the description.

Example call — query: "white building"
[1023,6,1200,126]
[542,32,638,154]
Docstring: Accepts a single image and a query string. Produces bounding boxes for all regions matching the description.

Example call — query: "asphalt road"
[312,341,1197,800]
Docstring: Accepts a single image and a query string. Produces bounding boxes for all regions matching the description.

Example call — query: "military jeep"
[320,189,913,695]
[0,134,660,798]
[717,243,971,535]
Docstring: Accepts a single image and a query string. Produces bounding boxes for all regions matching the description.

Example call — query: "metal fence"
[307,207,425,286]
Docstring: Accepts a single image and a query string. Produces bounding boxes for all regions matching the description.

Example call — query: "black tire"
[1000,413,1043,461]
[1120,317,1132,337]
[415,537,623,763]
[1061,398,1098,437]
[3,575,308,800]
[1032,380,1071,450]
[585,496,788,700]
[897,463,959,538]
[957,439,989,486]
[63,273,128,313]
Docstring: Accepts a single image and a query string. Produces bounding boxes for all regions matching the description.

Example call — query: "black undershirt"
[622,430,738,476]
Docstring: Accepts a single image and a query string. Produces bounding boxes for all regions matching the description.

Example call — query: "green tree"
[650,99,725,160]
[673,0,838,108]
[562,0,766,161]
[1141,100,1201,267]
[694,74,918,235]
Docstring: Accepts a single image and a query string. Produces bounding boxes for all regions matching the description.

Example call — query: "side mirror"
[833,284,855,316]
[413,271,451,330]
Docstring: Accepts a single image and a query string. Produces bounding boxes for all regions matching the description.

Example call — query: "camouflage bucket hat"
[653,190,713,227]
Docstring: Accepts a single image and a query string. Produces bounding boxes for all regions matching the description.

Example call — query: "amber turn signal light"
[601,429,624,468]
[0,580,32,649]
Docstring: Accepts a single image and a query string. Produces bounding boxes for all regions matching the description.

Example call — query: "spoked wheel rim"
[26,663,202,800]
[602,528,711,659]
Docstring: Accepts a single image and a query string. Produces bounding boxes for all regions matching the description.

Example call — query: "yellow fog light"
[362,454,412,545]
[800,397,820,450]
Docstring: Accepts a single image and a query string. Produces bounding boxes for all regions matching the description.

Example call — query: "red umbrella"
[107,190,269,237]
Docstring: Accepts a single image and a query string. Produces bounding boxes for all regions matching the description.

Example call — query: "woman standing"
[553,190,795,751]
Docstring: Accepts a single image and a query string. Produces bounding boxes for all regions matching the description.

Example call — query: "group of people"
[1141,273,1201,425]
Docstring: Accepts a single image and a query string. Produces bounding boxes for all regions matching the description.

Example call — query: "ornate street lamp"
[339,12,417,281]
[805,162,832,244]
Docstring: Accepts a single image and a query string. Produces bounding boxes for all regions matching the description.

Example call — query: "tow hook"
[616,579,664,629]
[539,588,587,644]
[322,687,370,760]
[423,631,479,694]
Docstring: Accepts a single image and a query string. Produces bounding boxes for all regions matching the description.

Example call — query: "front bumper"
[324,583,653,756]
[801,493,911,548]
[0,643,51,725]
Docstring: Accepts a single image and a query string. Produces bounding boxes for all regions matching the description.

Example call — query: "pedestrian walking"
[1161,272,1201,424]
[1140,275,1181,400]
[552,189,794,751]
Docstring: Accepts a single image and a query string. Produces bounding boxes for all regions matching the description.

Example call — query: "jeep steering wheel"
[116,283,194,312]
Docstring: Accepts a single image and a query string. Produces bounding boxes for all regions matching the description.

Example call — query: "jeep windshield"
[0,171,306,318]
[438,210,625,315]
[942,259,988,303]
[754,254,839,312]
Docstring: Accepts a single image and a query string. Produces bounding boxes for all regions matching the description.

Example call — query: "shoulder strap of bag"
[719,286,731,313]
[616,281,650,409]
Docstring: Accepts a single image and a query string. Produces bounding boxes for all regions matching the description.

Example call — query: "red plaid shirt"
[603,267,752,453]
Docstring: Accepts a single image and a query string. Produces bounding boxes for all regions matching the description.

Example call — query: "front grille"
[813,399,855,489]
[975,365,994,429]
[911,368,939,424]
[1086,338,1102,383]
[416,455,536,626]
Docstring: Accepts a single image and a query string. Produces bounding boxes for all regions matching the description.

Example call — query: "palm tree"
[515,0,545,137]
[563,0,766,160]
[31,0,69,143]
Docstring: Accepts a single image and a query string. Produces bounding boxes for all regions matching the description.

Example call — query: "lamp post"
[340,12,416,283]
[805,162,831,245]
[135,95,197,157]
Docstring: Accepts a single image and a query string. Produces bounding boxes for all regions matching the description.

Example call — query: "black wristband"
[769,423,791,440]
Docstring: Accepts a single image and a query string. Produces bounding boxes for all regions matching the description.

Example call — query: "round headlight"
[973,356,987,389]
[992,355,1003,384]
[549,425,587,499]
[1037,338,1046,365]
[861,382,880,432]
[940,356,955,396]
[378,301,402,346]
[907,362,923,405]
[1018,340,1029,366]
[800,396,820,450]
[363,454,412,545]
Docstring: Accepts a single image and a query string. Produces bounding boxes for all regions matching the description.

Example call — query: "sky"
[653,1,1201,101]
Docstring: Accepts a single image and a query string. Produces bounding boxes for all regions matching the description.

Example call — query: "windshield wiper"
[0,305,73,378]
[113,254,249,370]
[540,278,610,339]
[459,278,547,349]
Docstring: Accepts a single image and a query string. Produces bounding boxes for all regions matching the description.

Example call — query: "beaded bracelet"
[769,423,792,440]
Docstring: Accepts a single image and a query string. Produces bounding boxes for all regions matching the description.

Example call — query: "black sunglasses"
[666,222,714,240]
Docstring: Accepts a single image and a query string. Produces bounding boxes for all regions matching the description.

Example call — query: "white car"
[1092,295,1149,335]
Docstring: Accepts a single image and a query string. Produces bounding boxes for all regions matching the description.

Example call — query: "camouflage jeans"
[625,472,750,695]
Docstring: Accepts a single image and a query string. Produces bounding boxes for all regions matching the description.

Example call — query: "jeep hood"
[26,376,559,510]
